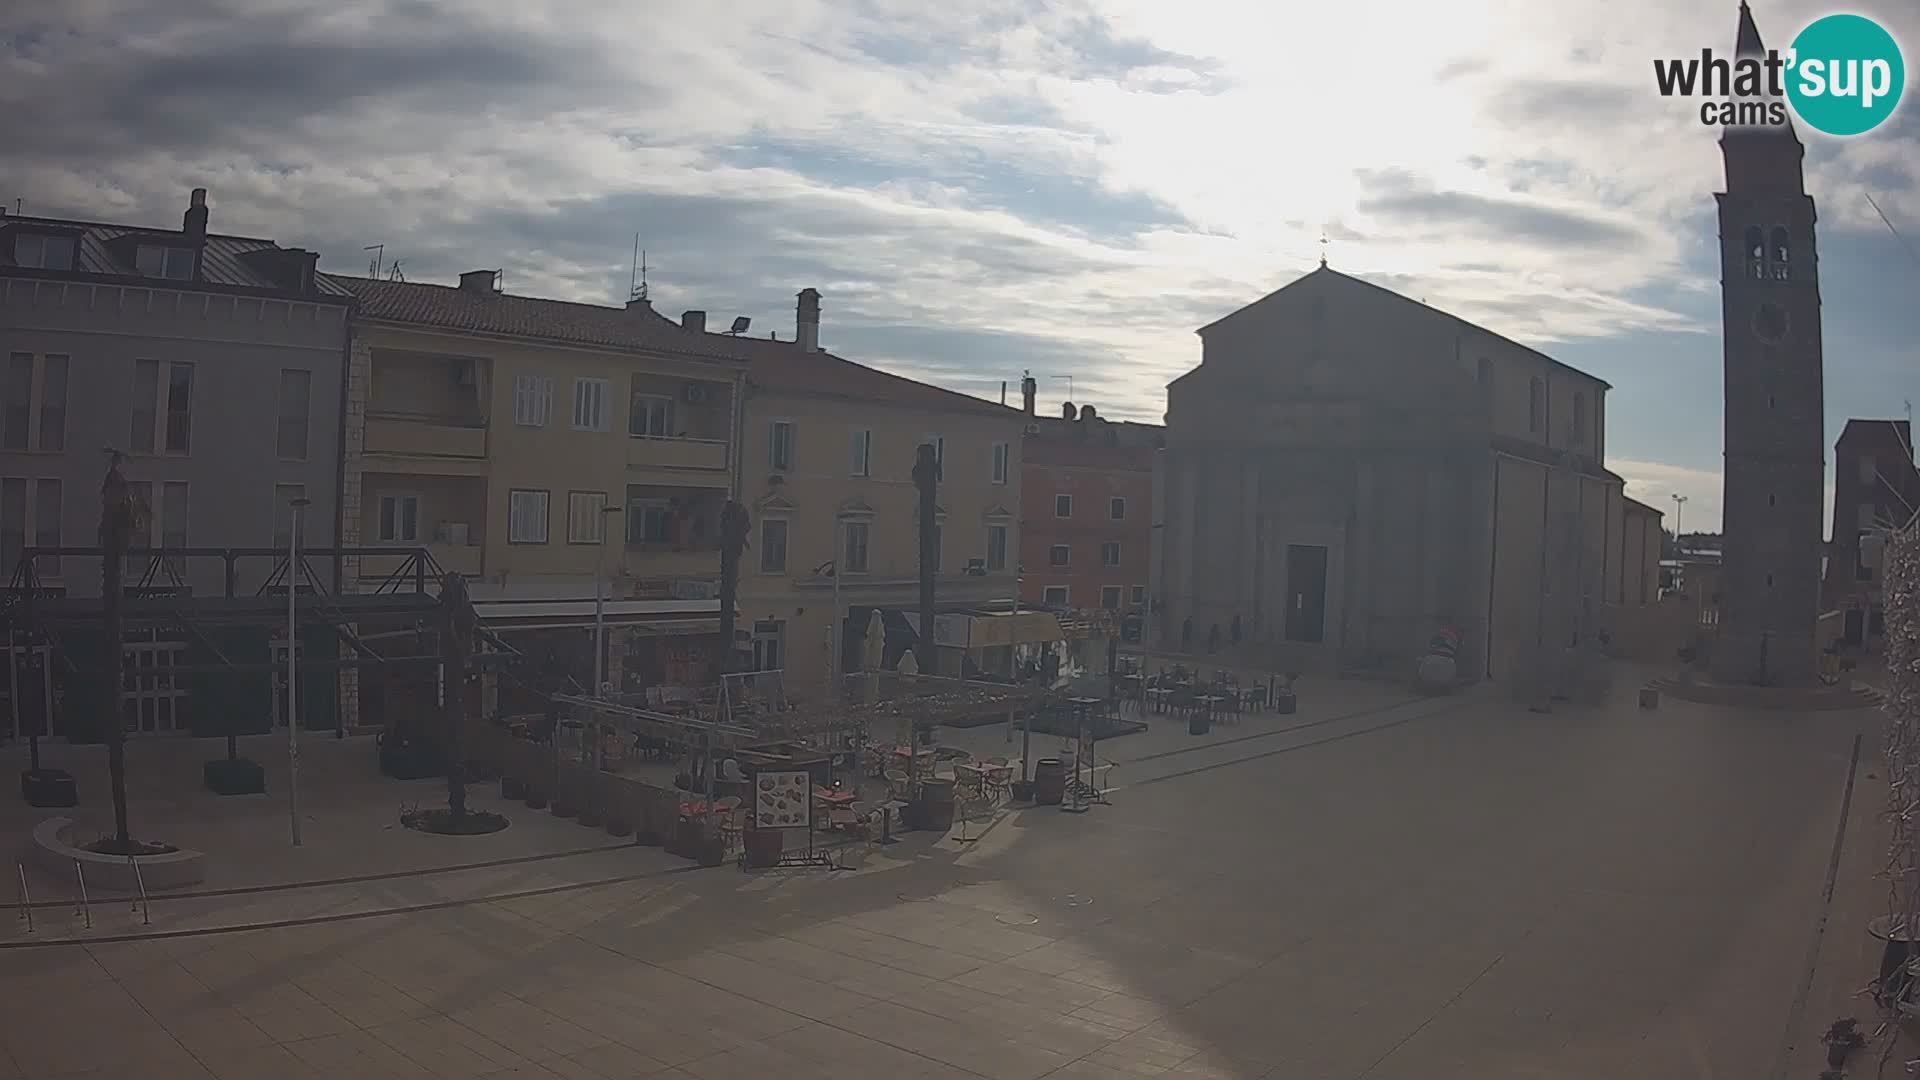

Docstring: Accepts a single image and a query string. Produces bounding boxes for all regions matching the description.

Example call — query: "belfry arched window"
[1768,226,1791,280]
[1744,226,1765,279]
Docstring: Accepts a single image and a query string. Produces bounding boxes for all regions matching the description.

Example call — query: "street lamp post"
[1670,494,1688,553]
[287,497,310,848]
[592,504,622,769]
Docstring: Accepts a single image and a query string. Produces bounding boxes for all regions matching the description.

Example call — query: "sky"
[4,0,1919,533]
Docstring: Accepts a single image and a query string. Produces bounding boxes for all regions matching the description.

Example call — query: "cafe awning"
[962,611,1065,649]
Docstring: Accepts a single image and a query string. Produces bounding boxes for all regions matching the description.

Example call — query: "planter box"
[20,768,77,808]
[202,758,266,796]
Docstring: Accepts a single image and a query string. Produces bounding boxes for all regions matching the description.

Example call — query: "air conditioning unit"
[683,383,709,405]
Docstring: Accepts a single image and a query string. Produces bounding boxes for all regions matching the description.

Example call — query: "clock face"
[1752,302,1790,345]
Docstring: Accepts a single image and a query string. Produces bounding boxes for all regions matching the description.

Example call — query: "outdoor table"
[1197,694,1227,721]
[1145,687,1173,714]
[1240,686,1268,711]
[813,786,856,806]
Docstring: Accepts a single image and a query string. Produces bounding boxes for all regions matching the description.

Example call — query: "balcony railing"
[627,435,728,471]
[364,411,488,459]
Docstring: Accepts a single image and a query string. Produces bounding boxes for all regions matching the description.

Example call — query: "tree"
[98,452,146,851]
[440,572,476,820]
[913,443,939,674]
[716,501,750,682]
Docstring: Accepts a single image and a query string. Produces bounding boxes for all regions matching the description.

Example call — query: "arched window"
[1744,226,1765,279]
[1769,226,1791,280]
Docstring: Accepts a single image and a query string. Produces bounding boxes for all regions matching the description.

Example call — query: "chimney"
[1079,404,1097,422]
[282,249,319,293]
[1021,375,1037,415]
[183,188,208,241]
[626,296,651,312]
[796,288,821,352]
[681,309,706,333]
[458,269,496,293]
[1062,401,1077,420]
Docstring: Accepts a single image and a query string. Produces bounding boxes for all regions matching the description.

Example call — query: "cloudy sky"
[6,0,1919,531]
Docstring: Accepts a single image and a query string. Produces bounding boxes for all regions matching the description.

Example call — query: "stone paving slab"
[0,675,1888,1079]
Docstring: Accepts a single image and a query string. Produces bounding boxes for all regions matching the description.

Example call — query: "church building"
[1709,1,1827,687]
[1155,263,1655,688]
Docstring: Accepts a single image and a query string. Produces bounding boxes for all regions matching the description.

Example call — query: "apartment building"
[731,290,1028,697]
[1,190,350,739]
[1824,418,1919,650]
[1017,383,1163,620]
[333,272,748,725]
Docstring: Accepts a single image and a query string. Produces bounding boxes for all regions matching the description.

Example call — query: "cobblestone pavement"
[0,680,1882,1079]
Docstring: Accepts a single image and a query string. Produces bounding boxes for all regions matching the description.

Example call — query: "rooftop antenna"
[363,244,384,279]
[630,240,650,304]
[726,315,751,335]
[1319,229,1329,268]
[387,259,405,283]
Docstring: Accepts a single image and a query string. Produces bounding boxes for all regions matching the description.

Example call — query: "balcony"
[627,435,728,474]
[364,411,488,463]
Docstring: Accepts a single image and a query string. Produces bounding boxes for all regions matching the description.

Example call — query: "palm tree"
[98,451,147,852]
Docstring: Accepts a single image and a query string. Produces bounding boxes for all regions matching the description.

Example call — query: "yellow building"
[333,271,747,725]
[731,290,1029,699]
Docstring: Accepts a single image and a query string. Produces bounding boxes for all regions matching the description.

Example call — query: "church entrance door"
[1285,545,1328,644]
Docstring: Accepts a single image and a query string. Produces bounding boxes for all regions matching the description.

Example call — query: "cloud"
[0,0,1915,458]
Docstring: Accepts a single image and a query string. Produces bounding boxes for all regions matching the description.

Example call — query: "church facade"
[1155,265,1655,687]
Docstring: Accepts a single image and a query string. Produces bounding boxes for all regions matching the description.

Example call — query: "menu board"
[754,770,811,830]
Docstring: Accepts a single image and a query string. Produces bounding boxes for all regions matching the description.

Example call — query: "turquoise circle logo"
[1786,14,1905,136]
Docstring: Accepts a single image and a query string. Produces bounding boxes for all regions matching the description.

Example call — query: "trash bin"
[1033,759,1066,806]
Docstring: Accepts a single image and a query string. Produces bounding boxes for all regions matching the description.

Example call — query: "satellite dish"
[728,315,751,335]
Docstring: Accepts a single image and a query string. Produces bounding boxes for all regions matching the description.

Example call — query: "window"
[1131,585,1147,607]
[625,497,671,545]
[992,442,1010,485]
[1049,544,1070,567]
[1744,225,1765,280]
[842,520,870,573]
[13,233,75,271]
[572,378,609,431]
[1101,586,1123,611]
[1043,585,1068,605]
[769,420,794,471]
[1528,377,1543,434]
[760,518,788,573]
[276,369,311,460]
[378,494,419,543]
[159,482,189,548]
[1769,226,1791,280]
[513,375,553,427]
[1101,541,1121,566]
[567,491,608,544]
[135,245,195,280]
[37,355,65,451]
[273,485,305,550]
[1055,494,1072,518]
[1860,456,1878,485]
[0,478,24,577]
[629,391,673,437]
[163,361,194,452]
[32,479,59,576]
[508,490,550,543]
[2,354,30,450]
[1571,391,1586,446]
[986,524,1008,571]
[1109,496,1126,521]
[848,430,872,477]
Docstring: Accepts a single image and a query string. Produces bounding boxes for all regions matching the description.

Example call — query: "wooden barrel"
[912,778,956,831]
[1033,759,1066,806]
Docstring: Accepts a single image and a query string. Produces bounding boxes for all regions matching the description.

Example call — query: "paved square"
[0,680,1877,1078]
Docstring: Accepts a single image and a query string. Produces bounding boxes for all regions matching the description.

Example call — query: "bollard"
[73,860,91,930]
[16,864,33,934]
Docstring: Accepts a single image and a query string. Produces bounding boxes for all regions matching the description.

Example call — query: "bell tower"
[1710,2,1826,687]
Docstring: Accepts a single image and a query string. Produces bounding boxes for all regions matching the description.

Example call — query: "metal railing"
[15,863,32,934]
[126,855,150,926]
[73,859,90,930]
